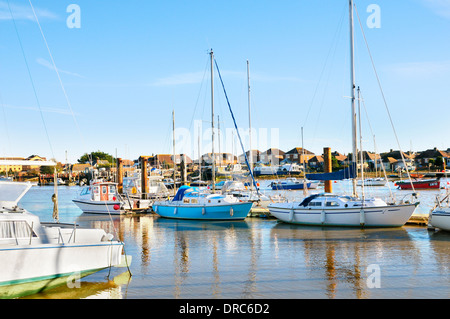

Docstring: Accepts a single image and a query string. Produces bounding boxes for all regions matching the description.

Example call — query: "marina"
[0,0,449,302]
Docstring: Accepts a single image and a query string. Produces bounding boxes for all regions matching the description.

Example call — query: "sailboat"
[268,0,419,227]
[429,205,450,232]
[0,160,126,299]
[152,50,253,220]
[429,179,450,231]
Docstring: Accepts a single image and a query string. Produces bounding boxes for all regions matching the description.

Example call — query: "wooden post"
[116,158,123,194]
[140,156,149,199]
[181,154,187,185]
[324,147,332,193]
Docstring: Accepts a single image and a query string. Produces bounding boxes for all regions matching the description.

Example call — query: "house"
[285,147,315,165]
[22,155,48,171]
[172,154,193,165]
[308,155,324,169]
[0,157,24,173]
[380,150,415,171]
[331,151,348,166]
[71,163,91,173]
[238,150,260,165]
[201,153,236,165]
[149,154,173,168]
[259,148,285,165]
[415,148,449,168]
[358,151,382,170]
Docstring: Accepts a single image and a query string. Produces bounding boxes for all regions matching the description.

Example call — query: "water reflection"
[17,184,450,299]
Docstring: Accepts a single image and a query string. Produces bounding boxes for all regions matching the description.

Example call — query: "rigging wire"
[358,89,394,199]
[354,3,416,194]
[27,0,94,164]
[213,58,260,195]
[6,0,54,159]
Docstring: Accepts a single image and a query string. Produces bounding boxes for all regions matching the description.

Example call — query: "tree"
[78,151,114,164]
[435,156,444,168]
[331,156,341,171]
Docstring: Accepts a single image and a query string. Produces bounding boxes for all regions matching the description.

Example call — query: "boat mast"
[301,126,308,196]
[247,60,253,189]
[349,0,358,197]
[172,109,176,194]
[358,86,365,201]
[198,126,202,181]
[210,49,216,192]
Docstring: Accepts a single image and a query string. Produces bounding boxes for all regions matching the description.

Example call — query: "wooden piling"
[324,147,332,193]
[116,157,123,194]
[140,156,149,199]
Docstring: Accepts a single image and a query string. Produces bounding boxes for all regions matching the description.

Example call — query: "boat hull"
[268,203,418,227]
[72,199,122,214]
[396,180,440,190]
[153,202,253,220]
[0,242,123,299]
[272,182,311,190]
[429,208,450,231]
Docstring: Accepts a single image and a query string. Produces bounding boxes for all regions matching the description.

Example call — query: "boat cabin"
[299,194,387,209]
[80,182,118,202]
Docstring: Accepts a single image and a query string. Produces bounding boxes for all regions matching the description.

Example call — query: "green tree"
[331,156,341,171]
[78,151,114,164]
[435,156,444,168]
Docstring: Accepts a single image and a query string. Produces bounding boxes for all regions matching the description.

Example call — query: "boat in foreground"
[153,186,253,220]
[0,181,126,299]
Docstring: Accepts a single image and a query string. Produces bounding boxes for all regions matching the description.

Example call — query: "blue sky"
[0,0,449,163]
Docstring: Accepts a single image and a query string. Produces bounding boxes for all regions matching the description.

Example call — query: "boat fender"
[113,204,120,211]
[289,207,295,222]
[321,210,326,224]
[202,207,206,215]
[174,207,177,215]
[360,209,365,226]
[230,207,234,216]
[101,233,114,242]
[154,205,158,213]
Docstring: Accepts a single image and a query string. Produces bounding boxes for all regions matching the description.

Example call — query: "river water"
[18,179,450,299]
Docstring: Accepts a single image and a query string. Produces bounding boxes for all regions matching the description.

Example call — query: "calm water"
[18,179,450,299]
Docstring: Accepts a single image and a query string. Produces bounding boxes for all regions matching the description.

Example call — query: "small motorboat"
[395,178,440,190]
[73,181,124,214]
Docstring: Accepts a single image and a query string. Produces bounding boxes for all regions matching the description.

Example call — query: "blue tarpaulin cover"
[306,163,357,181]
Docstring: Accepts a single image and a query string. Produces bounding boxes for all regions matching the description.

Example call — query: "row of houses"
[3,147,449,176]
[148,147,450,172]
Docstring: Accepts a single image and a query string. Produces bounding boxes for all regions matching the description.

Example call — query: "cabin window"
[109,185,116,194]
[93,186,99,194]
[80,187,90,196]
[308,202,322,207]
[183,198,189,204]
[326,201,340,207]
[191,199,198,204]
[0,221,37,239]
[102,186,107,194]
